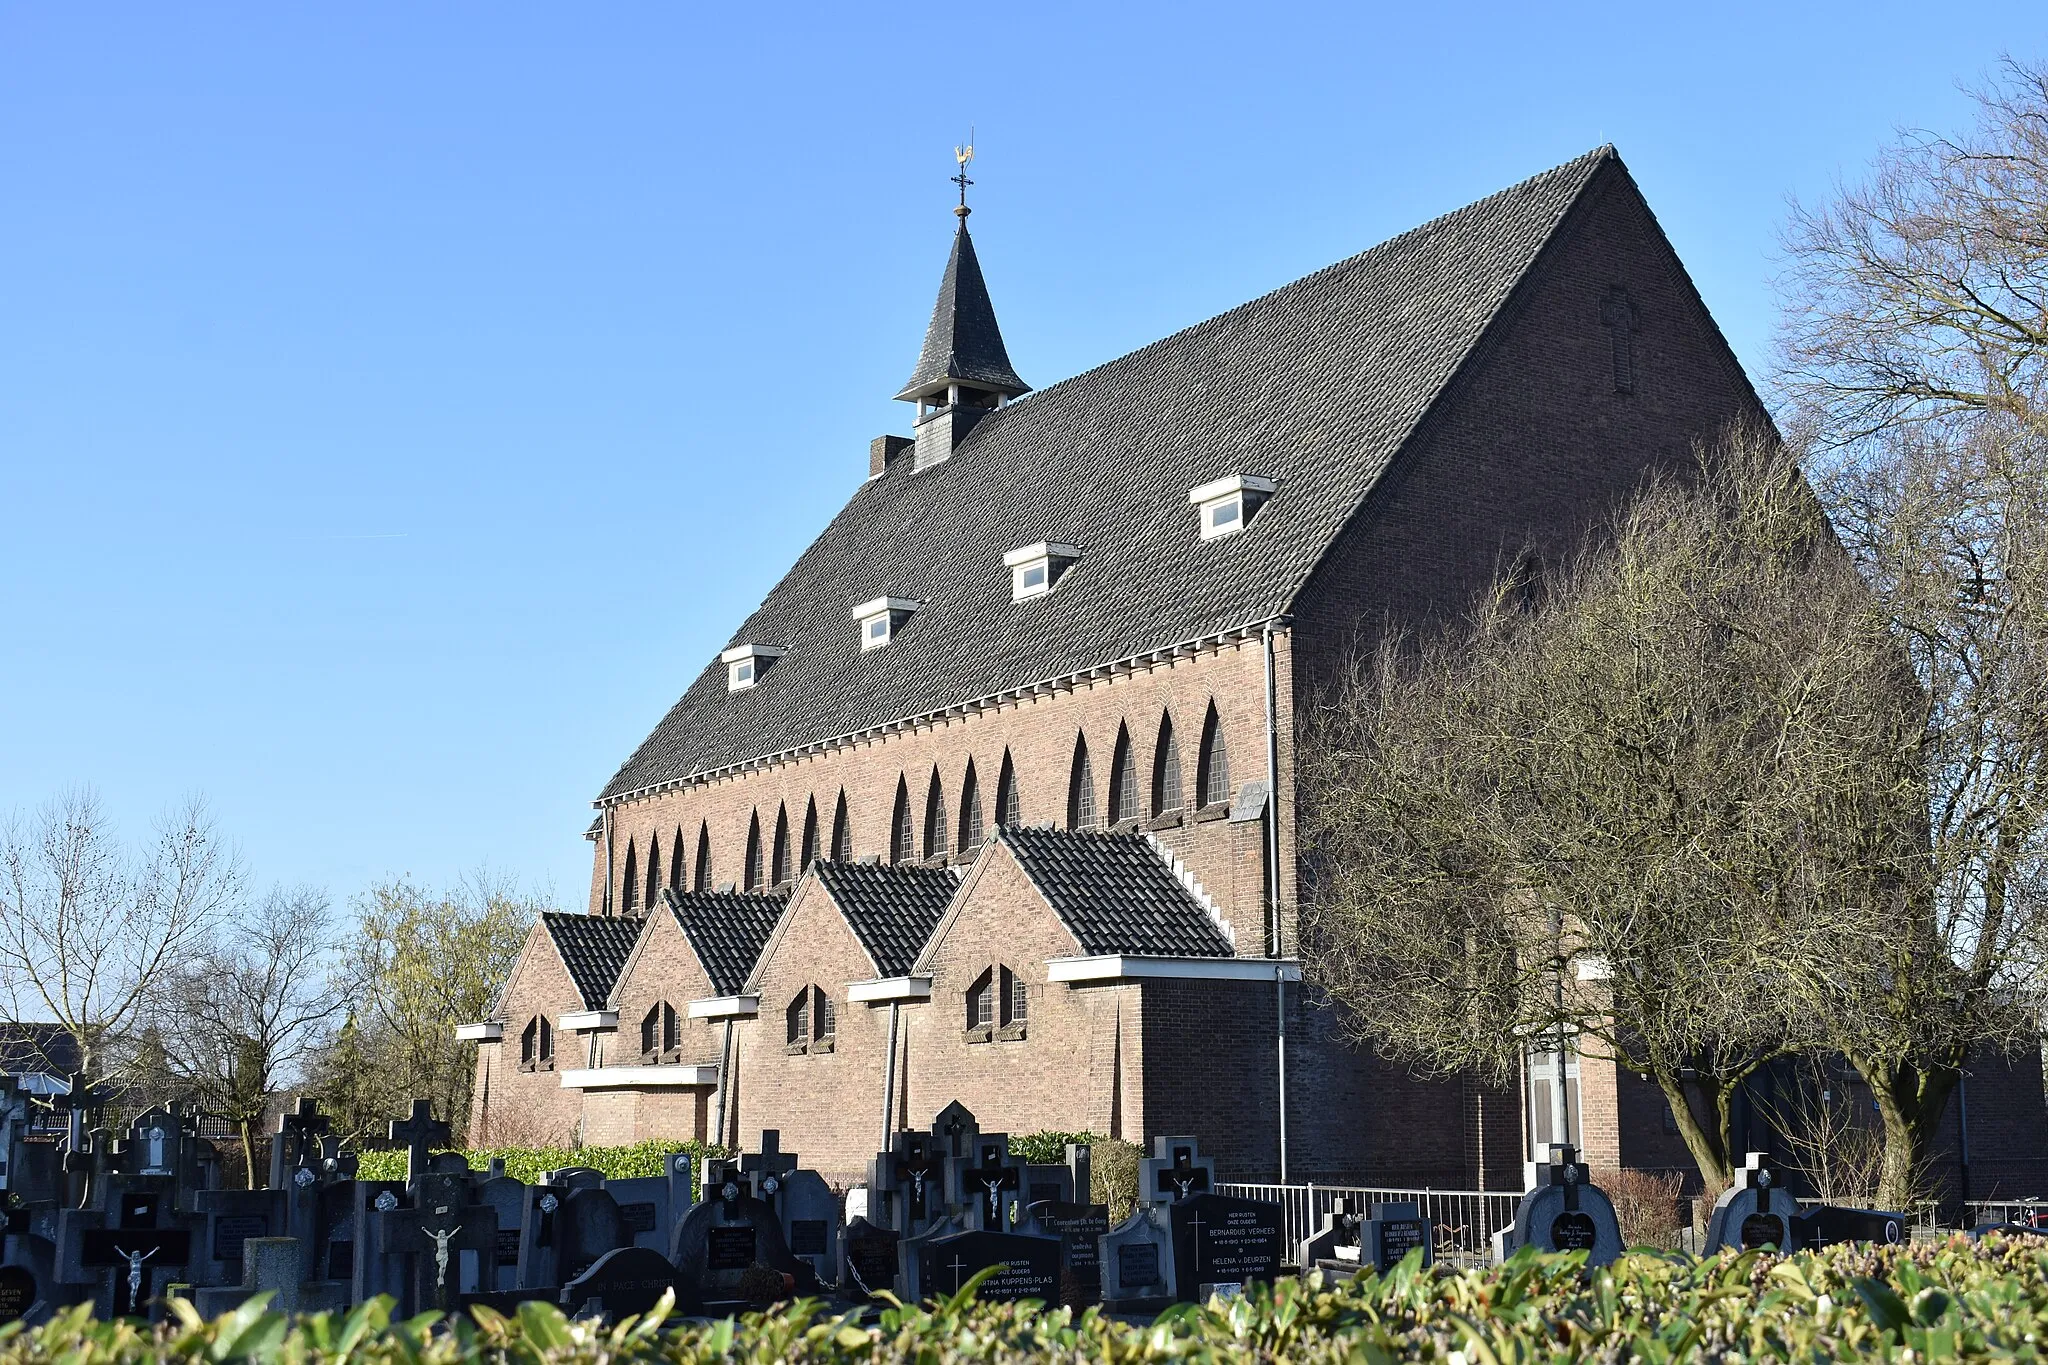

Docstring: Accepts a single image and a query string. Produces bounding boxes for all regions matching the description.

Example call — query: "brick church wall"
[468,924,589,1146]
[608,912,725,1075]
[579,1088,710,1147]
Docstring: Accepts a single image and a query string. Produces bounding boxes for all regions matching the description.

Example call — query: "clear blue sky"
[2,3,2037,910]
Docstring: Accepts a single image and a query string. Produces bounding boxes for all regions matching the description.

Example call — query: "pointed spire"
[895,222,1030,403]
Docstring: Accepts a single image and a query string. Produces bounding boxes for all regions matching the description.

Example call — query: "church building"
[461,146,2042,1194]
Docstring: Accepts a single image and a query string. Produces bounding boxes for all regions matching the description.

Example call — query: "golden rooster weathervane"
[952,132,975,220]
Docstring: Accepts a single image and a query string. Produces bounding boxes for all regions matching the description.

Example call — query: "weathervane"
[952,133,974,220]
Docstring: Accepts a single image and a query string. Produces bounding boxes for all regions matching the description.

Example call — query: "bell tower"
[894,144,1030,471]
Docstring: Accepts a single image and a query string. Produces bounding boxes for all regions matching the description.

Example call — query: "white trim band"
[454,1022,504,1042]
[558,1010,619,1033]
[1188,474,1277,505]
[1046,955,1303,983]
[852,595,921,619]
[1002,542,1081,568]
[687,995,760,1020]
[560,1066,719,1090]
[719,643,788,664]
[847,976,933,1003]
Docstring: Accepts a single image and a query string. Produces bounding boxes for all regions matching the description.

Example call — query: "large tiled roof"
[540,912,645,1010]
[1001,826,1235,958]
[662,888,787,997]
[602,147,1617,801]
[813,861,961,978]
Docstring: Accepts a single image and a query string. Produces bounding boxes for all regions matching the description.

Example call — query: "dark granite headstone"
[1168,1192,1282,1298]
[1493,1145,1623,1266]
[913,1228,1059,1303]
[556,1188,626,1281]
[0,1263,37,1324]
[1362,1203,1433,1271]
[1703,1152,1798,1254]
[1027,1200,1107,1306]
[1795,1205,1907,1249]
[838,1216,901,1300]
[558,1246,686,1320]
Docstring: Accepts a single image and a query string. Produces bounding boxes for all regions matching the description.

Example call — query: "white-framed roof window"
[853,596,921,651]
[1002,542,1081,602]
[1189,474,1277,541]
[719,643,787,692]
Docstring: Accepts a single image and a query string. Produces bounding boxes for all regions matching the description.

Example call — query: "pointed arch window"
[669,827,685,892]
[1068,736,1098,830]
[1108,724,1138,825]
[965,965,1028,1042]
[521,1015,555,1070]
[620,839,638,916]
[647,832,662,906]
[1197,704,1233,808]
[785,985,835,1054]
[694,823,712,893]
[959,761,984,852]
[640,1002,680,1061]
[1152,713,1182,816]
[771,805,791,886]
[924,770,949,860]
[743,812,764,891]
[800,798,819,872]
[995,750,1020,828]
[890,778,914,864]
[831,790,852,862]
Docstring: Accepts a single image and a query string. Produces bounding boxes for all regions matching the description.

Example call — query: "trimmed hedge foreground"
[8,1237,2048,1363]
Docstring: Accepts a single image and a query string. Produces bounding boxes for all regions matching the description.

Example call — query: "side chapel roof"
[661,888,788,997]
[811,861,960,978]
[539,912,645,1010]
[998,826,1236,957]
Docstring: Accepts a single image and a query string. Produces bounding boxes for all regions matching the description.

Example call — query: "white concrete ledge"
[558,1010,619,1033]
[688,995,759,1019]
[847,976,932,1003]
[454,1022,504,1042]
[560,1066,718,1090]
[1046,955,1303,984]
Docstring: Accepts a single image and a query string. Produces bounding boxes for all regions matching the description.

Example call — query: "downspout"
[1263,618,1290,1183]
[713,1018,735,1146]
[1958,1070,1972,1207]
[881,1002,902,1152]
[602,806,616,917]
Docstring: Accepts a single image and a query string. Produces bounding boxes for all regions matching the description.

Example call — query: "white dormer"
[853,596,920,651]
[720,643,787,692]
[1002,542,1081,601]
[1189,474,1277,540]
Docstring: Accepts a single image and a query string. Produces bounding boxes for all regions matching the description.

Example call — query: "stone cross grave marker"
[77,1187,194,1319]
[388,1101,449,1186]
[1703,1152,1798,1253]
[1493,1144,1623,1266]
[1139,1136,1215,1207]
[956,1135,1023,1230]
[671,1159,815,1313]
[269,1099,331,1189]
[373,1170,497,1315]
[930,1101,979,1162]
[872,1131,949,1234]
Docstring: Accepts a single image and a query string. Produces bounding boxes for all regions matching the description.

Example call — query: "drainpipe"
[1958,1070,1972,1207]
[1263,618,1290,1183]
[713,1018,735,1146]
[602,806,616,917]
[881,1002,902,1152]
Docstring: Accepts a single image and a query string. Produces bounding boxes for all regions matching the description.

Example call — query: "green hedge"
[353,1139,725,1191]
[10,1237,2048,1362]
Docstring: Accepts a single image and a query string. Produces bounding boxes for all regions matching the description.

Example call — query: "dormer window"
[720,644,787,692]
[854,596,920,651]
[1003,543,1080,602]
[1189,475,1277,541]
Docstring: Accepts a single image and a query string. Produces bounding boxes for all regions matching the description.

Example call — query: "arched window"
[522,1014,554,1070]
[669,827,685,892]
[1003,965,1028,1026]
[924,769,948,860]
[1152,712,1183,815]
[966,968,995,1030]
[959,761,984,852]
[966,966,1028,1039]
[646,832,662,905]
[694,822,712,893]
[831,790,852,862]
[786,985,835,1053]
[995,750,1020,827]
[1067,735,1098,829]
[890,778,913,864]
[786,989,810,1047]
[1107,724,1137,825]
[744,812,763,891]
[620,840,638,916]
[1197,704,1232,807]
[640,1002,679,1060]
[771,804,790,886]
[800,797,819,871]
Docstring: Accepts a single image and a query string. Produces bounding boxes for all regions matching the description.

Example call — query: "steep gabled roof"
[540,912,644,1010]
[999,826,1235,957]
[660,888,787,997]
[603,147,1619,802]
[812,861,960,978]
[896,224,1030,399]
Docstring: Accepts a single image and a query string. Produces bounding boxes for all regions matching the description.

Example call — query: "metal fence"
[1218,1182,1523,1266]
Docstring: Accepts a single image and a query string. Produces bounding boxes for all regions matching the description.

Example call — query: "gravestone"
[559,1246,687,1320]
[1099,1206,1174,1309]
[388,1101,450,1186]
[1026,1198,1108,1307]
[473,1176,529,1292]
[0,1262,36,1326]
[193,1187,283,1287]
[1068,1143,1092,1205]
[1703,1152,1798,1254]
[1169,1192,1283,1300]
[1493,1144,1623,1266]
[1298,1197,1361,1272]
[556,1188,627,1282]
[1795,1204,1907,1249]
[1360,1201,1433,1272]
[546,1166,607,1191]
[80,1224,193,1318]
[373,1170,497,1314]
[871,1131,950,1236]
[778,1170,840,1283]
[1024,1164,1073,1210]
[514,1185,564,1291]
[604,1176,672,1256]
[930,1101,980,1161]
[1139,1137,1215,1206]
[670,1167,816,1314]
[268,1099,331,1190]
[838,1216,902,1300]
[911,1227,1059,1304]
[955,1135,1026,1230]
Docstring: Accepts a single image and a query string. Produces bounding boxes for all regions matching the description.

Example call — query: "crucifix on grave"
[270,1098,331,1188]
[371,1171,496,1315]
[79,1190,194,1318]
[739,1129,799,1204]
[931,1101,979,1160]
[957,1137,1022,1230]
[1139,1137,1215,1207]
[388,1100,449,1186]
[874,1132,948,1232]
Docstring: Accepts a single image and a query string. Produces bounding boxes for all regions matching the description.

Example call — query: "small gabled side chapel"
[462,146,2047,1195]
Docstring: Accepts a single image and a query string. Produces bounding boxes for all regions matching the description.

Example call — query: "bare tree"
[1781,57,2048,1206]
[153,886,339,1187]
[1299,429,1920,1192]
[0,789,241,1083]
